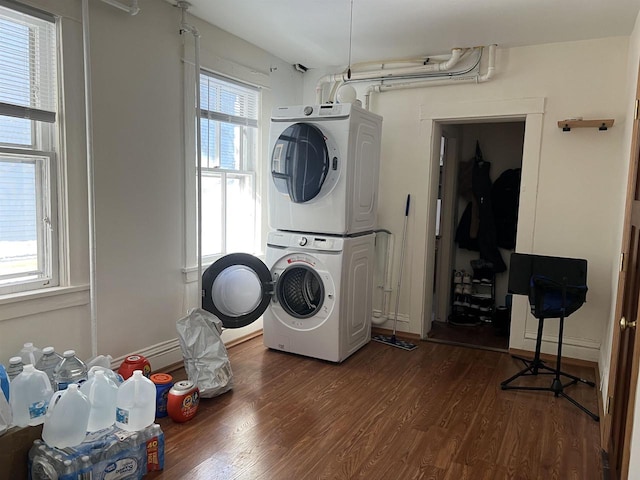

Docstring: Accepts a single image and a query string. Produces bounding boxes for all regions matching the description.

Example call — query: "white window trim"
[182,61,267,284]
[0,1,61,296]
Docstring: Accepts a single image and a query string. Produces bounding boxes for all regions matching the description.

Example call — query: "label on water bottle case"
[28,400,48,419]
[115,407,129,424]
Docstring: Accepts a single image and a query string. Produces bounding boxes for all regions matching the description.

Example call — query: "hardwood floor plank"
[148,336,602,480]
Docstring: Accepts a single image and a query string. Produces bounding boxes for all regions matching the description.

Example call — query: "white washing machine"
[269,103,382,236]
[201,230,375,362]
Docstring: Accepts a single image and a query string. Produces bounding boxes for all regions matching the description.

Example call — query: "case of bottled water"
[28,423,164,480]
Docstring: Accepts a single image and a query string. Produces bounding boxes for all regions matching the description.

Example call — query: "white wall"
[0,0,302,370]
[305,37,629,362]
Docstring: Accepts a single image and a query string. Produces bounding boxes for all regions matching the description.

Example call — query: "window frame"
[198,70,261,263]
[0,1,60,295]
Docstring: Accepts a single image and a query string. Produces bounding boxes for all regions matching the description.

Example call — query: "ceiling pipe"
[316,47,466,104]
[100,0,140,15]
[363,44,497,110]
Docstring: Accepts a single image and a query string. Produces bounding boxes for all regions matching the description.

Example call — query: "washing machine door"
[202,253,273,329]
[271,123,330,203]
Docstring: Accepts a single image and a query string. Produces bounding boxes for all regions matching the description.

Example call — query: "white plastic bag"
[176,308,233,398]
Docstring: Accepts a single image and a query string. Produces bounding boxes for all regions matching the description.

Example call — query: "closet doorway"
[429,120,525,351]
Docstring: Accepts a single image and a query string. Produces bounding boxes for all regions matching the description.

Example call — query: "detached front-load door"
[202,253,273,329]
[271,123,330,203]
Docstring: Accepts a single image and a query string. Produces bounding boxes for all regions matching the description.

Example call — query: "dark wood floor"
[151,336,602,480]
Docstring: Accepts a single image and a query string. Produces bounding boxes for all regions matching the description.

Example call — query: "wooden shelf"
[558,119,614,131]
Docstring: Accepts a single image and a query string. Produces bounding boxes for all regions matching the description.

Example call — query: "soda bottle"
[35,347,63,387]
[53,350,88,391]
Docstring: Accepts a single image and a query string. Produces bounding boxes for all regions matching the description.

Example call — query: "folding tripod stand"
[500,254,599,422]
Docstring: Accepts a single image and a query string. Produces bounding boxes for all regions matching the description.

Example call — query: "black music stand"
[501,253,599,421]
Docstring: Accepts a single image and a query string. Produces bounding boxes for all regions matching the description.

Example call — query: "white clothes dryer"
[201,230,375,363]
[269,104,382,236]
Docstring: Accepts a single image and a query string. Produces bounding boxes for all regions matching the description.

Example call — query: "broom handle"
[392,194,410,337]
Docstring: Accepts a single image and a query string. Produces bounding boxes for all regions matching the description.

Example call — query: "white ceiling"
[176,0,640,69]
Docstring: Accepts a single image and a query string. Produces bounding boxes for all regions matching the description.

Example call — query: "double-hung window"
[199,71,260,261]
[0,2,58,295]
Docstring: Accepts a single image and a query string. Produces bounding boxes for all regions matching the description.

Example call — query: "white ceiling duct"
[363,44,496,108]
[316,45,496,106]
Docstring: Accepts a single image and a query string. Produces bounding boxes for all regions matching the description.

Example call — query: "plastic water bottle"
[53,350,88,391]
[9,364,53,427]
[18,342,43,366]
[35,347,63,387]
[116,370,156,431]
[7,356,24,380]
[0,364,9,401]
[80,369,118,432]
[0,385,11,435]
[42,383,90,448]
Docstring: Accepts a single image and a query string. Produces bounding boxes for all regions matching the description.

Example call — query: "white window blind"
[0,2,56,128]
[0,1,58,294]
[199,72,260,258]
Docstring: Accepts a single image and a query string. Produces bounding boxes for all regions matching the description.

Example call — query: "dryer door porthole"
[275,263,325,319]
[271,123,338,203]
[202,253,273,329]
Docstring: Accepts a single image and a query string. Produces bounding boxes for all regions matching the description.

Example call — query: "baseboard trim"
[113,329,266,374]
[508,347,598,369]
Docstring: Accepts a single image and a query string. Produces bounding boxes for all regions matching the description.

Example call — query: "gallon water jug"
[85,354,113,370]
[18,342,43,366]
[88,365,123,385]
[116,370,156,431]
[7,356,24,380]
[53,350,88,390]
[10,364,53,427]
[35,347,63,387]
[0,386,11,435]
[0,364,9,401]
[80,369,118,432]
[42,384,90,448]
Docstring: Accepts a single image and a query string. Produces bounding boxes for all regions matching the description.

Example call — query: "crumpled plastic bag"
[176,308,233,398]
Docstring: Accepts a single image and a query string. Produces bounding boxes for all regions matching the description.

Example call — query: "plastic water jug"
[42,384,90,448]
[80,369,118,432]
[9,364,53,427]
[85,354,113,370]
[18,342,43,366]
[0,364,9,401]
[35,347,63,387]
[88,365,123,385]
[7,356,24,380]
[116,370,156,431]
[0,386,11,435]
[53,350,88,390]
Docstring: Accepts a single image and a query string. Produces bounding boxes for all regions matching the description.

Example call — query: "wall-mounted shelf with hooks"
[558,119,614,132]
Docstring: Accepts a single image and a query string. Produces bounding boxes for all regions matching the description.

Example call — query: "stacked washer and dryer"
[202,103,382,362]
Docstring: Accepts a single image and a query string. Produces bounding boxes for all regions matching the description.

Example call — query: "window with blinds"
[199,72,260,259]
[0,2,58,294]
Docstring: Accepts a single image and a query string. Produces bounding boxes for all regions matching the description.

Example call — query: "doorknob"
[620,316,637,331]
